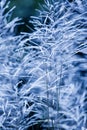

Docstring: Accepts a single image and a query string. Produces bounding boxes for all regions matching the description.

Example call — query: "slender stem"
[55,54,63,130]
[45,59,49,130]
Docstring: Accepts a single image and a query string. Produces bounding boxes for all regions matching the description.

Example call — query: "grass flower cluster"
[0,0,87,130]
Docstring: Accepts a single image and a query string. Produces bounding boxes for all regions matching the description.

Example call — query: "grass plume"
[0,0,87,130]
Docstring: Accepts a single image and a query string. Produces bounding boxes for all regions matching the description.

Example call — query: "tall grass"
[0,0,25,129]
[0,0,87,130]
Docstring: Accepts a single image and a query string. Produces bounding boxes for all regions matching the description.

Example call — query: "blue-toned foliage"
[0,0,87,130]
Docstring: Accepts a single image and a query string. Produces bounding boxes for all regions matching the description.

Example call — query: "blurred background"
[7,0,44,34]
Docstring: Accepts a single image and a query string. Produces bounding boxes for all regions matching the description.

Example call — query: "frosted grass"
[0,0,87,130]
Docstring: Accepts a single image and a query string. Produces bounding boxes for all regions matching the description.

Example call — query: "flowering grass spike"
[0,0,87,130]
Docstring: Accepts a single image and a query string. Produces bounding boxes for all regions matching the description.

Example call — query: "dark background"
[8,0,44,34]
